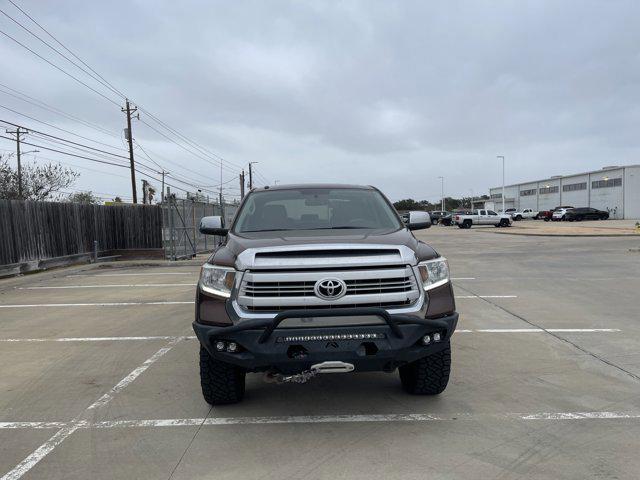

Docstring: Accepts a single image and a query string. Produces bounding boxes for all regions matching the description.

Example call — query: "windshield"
[233,188,402,233]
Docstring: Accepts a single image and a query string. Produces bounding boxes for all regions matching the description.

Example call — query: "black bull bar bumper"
[193,308,458,373]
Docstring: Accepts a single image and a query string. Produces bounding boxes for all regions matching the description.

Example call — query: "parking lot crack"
[166,406,212,480]
[455,285,640,383]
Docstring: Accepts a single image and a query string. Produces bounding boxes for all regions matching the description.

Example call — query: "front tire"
[399,342,451,395]
[199,345,245,405]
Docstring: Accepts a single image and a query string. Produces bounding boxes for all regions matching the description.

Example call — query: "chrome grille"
[242,277,415,297]
[236,266,420,313]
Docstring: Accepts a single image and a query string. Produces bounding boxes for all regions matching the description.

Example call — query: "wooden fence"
[0,199,163,268]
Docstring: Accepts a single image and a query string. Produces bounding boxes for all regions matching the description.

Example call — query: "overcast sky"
[1,0,639,202]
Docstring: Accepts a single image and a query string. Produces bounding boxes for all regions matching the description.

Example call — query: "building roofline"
[489,164,640,191]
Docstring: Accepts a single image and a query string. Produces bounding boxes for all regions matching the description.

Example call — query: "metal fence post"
[192,201,197,257]
[204,202,208,252]
[168,187,175,260]
[182,198,188,259]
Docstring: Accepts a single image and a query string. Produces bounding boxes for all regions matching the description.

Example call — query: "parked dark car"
[538,205,574,222]
[564,207,609,221]
[429,210,449,224]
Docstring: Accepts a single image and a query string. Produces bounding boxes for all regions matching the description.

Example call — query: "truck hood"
[208,228,439,269]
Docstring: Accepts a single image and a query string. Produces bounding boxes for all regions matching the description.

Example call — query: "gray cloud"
[1,0,639,201]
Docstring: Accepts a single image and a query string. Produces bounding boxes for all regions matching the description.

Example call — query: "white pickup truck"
[454,209,513,229]
[511,208,539,221]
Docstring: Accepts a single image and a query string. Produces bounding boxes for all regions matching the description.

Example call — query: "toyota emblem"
[314,278,347,300]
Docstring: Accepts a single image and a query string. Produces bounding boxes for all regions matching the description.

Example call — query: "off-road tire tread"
[399,343,451,395]
[200,346,245,405]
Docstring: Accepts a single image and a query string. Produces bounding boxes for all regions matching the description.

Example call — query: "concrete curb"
[478,230,638,238]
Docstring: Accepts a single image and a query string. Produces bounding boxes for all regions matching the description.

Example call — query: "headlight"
[417,257,450,291]
[199,264,236,298]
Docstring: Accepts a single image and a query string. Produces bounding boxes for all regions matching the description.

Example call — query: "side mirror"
[199,216,228,236]
[406,211,431,230]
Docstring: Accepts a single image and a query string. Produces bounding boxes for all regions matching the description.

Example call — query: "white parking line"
[1,424,83,480]
[0,336,198,342]
[67,272,195,277]
[18,284,197,290]
[457,295,518,299]
[0,301,194,308]
[457,328,620,333]
[0,329,621,344]
[87,337,183,410]
[2,411,639,432]
[0,337,185,480]
[0,422,68,429]
[99,411,640,426]
[0,329,620,343]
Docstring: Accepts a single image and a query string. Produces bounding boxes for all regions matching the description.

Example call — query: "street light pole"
[438,176,444,212]
[497,155,505,212]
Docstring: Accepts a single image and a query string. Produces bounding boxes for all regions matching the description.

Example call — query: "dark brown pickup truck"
[193,184,458,404]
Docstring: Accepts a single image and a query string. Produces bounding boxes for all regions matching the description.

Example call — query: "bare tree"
[0,155,79,201]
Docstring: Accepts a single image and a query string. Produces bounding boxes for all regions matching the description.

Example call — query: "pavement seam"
[166,406,212,480]
[455,284,640,383]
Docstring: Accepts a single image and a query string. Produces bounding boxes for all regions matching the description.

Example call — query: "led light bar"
[277,332,386,343]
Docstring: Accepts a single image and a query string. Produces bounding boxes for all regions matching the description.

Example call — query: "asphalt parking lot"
[1,228,639,479]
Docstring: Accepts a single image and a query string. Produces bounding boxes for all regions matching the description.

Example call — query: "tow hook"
[311,361,355,374]
[263,361,355,384]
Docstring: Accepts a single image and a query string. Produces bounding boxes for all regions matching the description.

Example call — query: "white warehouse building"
[487,165,640,220]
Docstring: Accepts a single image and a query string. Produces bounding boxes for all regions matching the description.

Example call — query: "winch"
[263,361,355,384]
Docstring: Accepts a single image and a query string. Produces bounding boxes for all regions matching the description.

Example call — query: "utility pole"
[239,170,246,198]
[438,176,444,212]
[141,179,149,204]
[5,126,27,199]
[497,155,505,213]
[248,162,258,190]
[122,99,138,203]
[160,171,169,203]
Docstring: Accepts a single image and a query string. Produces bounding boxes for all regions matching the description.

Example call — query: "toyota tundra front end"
[193,184,457,404]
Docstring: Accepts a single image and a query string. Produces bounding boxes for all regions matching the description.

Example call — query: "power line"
[138,118,238,175]
[0,134,128,168]
[136,106,245,170]
[33,154,130,179]
[0,28,121,106]
[6,0,128,100]
[0,118,128,159]
[0,82,120,138]
[2,6,243,174]
[0,117,226,195]
[3,0,256,189]
[0,7,125,101]
[0,105,126,152]
[25,134,130,166]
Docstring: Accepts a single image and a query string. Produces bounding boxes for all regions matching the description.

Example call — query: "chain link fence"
[161,192,238,260]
